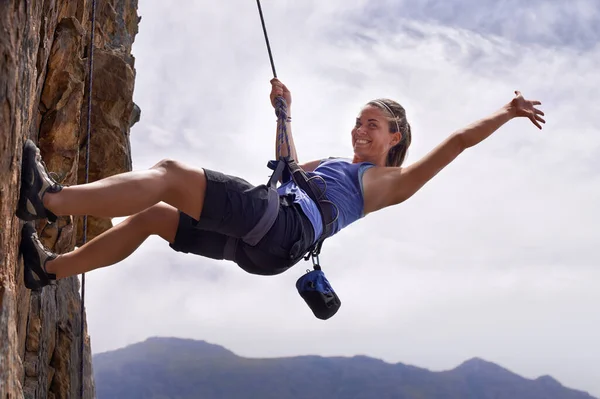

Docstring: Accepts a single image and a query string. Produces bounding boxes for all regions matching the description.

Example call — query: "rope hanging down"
[80,0,97,397]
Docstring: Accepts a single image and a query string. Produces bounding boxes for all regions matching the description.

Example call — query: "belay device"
[257,0,342,320]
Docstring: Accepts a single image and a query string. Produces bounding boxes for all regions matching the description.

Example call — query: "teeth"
[356,139,369,144]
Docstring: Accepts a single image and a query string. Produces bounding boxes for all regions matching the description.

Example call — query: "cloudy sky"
[84,0,600,396]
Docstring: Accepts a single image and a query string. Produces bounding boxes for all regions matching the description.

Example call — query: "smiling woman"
[355,99,412,168]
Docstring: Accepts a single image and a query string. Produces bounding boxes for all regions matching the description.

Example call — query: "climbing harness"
[80,0,97,396]
[256,0,342,319]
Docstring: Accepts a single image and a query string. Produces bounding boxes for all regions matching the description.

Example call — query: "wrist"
[275,115,292,122]
[283,106,291,121]
[503,101,517,119]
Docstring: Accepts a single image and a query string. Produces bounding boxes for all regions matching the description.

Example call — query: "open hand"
[511,91,546,129]
[270,78,292,109]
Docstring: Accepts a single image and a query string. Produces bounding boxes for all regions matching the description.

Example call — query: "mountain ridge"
[92,336,596,399]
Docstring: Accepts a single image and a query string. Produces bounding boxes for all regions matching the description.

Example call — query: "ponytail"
[386,122,411,167]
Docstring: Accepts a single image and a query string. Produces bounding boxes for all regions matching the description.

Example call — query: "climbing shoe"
[20,223,57,291]
[16,139,63,222]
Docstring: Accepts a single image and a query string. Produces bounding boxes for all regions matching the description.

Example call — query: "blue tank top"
[276,158,375,243]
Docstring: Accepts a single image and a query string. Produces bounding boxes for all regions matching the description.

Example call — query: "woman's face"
[351,105,400,165]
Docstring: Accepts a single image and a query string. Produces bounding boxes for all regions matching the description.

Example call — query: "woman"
[17,78,545,290]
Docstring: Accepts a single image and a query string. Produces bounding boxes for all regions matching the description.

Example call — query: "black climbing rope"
[255,0,277,78]
[80,0,97,397]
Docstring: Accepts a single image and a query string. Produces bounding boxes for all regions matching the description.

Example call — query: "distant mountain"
[92,337,596,399]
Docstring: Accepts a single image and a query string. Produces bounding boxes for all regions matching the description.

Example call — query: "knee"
[132,203,180,241]
[151,158,185,175]
[150,157,206,192]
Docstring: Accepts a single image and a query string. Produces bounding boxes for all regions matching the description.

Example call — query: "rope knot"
[274,96,291,159]
[274,96,288,120]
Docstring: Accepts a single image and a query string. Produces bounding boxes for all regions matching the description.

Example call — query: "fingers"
[529,113,546,129]
[513,90,546,130]
[271,78,290,91]
[270,78,290,108]
[270,78,283,95]
[270,78,285,95]
[271,77,285,88]
[535,114,546,124]
[529,115,542,130]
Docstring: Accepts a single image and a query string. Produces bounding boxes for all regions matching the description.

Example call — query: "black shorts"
[169,168,315,276]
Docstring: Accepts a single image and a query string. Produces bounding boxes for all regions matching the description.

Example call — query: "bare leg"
[45,202,180,279]
[43,159,207,220]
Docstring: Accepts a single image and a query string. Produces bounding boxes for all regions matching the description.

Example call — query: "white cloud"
[83,0,600,397]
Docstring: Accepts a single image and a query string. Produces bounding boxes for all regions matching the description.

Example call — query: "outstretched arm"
[457,90,545,148]
[366,91,546,212]
[270,78,299,162]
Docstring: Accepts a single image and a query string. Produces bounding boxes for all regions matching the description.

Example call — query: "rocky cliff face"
[0,1,140,398]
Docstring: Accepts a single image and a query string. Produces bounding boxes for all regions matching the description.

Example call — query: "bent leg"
[45,202,180,279]
[43,159,207,220]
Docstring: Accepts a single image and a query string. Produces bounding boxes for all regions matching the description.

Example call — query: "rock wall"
[0,1,140,398]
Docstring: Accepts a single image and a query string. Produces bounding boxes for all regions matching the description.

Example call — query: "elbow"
[453,131,469,152]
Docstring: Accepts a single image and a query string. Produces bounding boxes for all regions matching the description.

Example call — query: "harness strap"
[267,158,287,188]
[242,187,280,246]
[223,184,280,261]
[285,160,336,240]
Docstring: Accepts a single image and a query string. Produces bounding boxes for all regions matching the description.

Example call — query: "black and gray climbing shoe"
[16,139,63,222]
[20,223,57,291]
